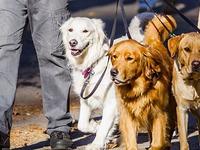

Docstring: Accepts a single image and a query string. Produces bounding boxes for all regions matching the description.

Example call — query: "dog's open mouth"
[70,42,90,56]
[70,49,82,56]
[112,78,130,85]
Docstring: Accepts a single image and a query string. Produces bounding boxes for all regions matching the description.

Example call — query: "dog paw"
[78,119,99,133]
[105,134,121,149]
[106,140,120,149]
[105,137,121,149]
[105,124,121,148]
[88,119,99,133]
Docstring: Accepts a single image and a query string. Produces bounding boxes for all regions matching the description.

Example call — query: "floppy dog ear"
[90,18,109,56]
[168,35,184,57]
[143,52,161,84]
[91,19,107,43]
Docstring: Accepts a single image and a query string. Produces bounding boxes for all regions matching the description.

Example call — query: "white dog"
[60,17,119,149]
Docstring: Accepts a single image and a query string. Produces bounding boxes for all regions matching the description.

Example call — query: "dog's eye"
[113,55,117,59]
[184,47,190,52]
[68,28,73,32]
[83,30,88,33]
[127,57,133,61]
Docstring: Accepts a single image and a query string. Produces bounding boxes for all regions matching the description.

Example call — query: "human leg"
[0,0,28,148]
[27,0,72,149]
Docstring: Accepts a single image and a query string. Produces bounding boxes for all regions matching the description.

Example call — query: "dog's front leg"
[150,113,170,150]
[177,106,189,150]
[78,99,99,133]
[190,109,200,146]
[87,102,118,149]
[120,110,137,150]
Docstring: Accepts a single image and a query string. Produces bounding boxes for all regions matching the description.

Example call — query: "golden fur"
[168,32,200,150]
[107,15,177,150]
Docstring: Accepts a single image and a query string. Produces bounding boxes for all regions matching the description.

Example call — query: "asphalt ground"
[12,0,200,149]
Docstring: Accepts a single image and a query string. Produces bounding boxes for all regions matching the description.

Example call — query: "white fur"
[60,17,118,149]
[114,12,155,44]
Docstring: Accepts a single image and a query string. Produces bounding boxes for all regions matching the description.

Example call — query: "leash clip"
[170,33,176,38]
[84,71,95,83]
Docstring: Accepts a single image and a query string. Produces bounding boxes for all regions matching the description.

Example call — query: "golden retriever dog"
[60,17,119,149]
[107,15,177,150]
[168,32,200,150]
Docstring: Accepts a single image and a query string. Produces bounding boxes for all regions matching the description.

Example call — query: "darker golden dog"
[168,32,200,150]
[107,15,177,150]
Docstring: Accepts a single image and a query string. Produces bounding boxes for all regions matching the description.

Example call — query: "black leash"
[142,0,182,71]
[110,0,132,47]
[80,0,130,99]
[161,0,200,71]
[119,0,132,39]
[162,0,200,33]
[144,0,200,34]
[80,58,110,99]
[143,0,176,38]
[143,0,176,57]
[143,0,183,71]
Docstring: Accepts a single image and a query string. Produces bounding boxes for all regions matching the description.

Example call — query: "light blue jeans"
[0,0,72,135]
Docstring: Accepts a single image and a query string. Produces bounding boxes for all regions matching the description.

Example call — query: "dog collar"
[81,54,105,79]
[82,67,93,78]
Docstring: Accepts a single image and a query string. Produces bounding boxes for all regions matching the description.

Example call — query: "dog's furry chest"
[174,82,200,110]
[173,69,200,110]
[118,88,165,127]
[174,71,200,102]
[71,70,86,94]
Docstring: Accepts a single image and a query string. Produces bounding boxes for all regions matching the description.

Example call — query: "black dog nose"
[69,39,78,47]
[110,68,119,77]
[192,60,200,72]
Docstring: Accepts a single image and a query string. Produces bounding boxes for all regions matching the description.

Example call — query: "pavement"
[11,0,200,149]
